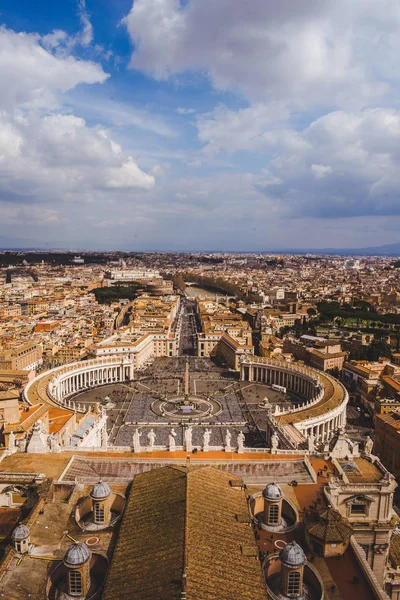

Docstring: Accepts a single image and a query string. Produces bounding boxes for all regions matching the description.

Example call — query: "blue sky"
[1,0,400,250]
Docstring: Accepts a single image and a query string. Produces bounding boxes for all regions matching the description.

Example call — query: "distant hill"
[271,242,400,256]
[0,235,44,250]
[0,236,399,256]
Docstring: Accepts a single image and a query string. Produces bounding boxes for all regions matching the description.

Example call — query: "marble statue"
[307,431,315,453]
[271,431,279,451]
[133,428,142,453]
[26,421,48,454]
[8,431,16,452]
[147,428,156,451]
[17,436,27,452]
[364,435,373,456]
[203,428,211,452]
[101,425,108,449]
[225,429,232,451]
[184,426,193,452]
[169,428,177,452]
[62,430,71,447]
[49,435,60,452]
[237,430,245,454]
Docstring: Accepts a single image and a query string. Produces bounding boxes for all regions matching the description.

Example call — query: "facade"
[0,342,43,371]
[326,456,397,586]
[283,338,347,372]
[374,412,400,477]
[342,360,400,415]
[106,269,161,281]
[196,297,254,369]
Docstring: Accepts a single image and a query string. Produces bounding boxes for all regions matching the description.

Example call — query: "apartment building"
[0,342,43,371]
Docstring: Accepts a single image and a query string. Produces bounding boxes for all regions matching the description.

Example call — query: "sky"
[1,0,400,251]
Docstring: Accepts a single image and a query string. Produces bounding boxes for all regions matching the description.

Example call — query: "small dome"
[11,524,30,541]
[262,482,283,501]
[90,480,111,500]
[279,541,307,567]
[64,542,91,567]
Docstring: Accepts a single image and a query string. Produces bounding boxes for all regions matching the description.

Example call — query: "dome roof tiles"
[90,480,111,500]
[11,524,30,541]
[262,482,283,501]
[279,541,307,567]
[64,542,91,567]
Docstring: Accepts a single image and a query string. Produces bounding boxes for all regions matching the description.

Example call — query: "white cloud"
[176,107,196,115]
[42,0,94,53]
[77,0,93,47]
[66,94,176,137]
[149,164,166,176]
[255,108,400,218]
[0,27,107,112]
[197,103,290,155]
[311,164,332,179]
[124,0,400,106]
[0,27,155,215]
[0,204,64,225]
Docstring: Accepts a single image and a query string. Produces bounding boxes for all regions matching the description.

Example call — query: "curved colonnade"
[240,357,348,444]
[23,355,348,449]
[23,357,134,412]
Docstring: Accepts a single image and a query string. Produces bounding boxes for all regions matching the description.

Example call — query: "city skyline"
[1,0,400,251]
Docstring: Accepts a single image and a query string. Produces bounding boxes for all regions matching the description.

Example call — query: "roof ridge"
[183,465,189,599]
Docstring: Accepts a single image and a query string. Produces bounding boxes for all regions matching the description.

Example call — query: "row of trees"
[90,284,144,304]
[178,272,263,303]
[317,301,400,326]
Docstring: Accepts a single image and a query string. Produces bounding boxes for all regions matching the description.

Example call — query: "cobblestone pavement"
[71,357,303,449]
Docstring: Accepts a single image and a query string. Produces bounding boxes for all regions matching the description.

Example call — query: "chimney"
[186,454,191,468]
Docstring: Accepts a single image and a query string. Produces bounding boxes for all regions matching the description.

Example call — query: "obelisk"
[184,358,190,401]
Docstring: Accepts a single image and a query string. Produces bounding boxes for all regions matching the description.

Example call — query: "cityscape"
[0,251,399,599]
[1,0,400,599]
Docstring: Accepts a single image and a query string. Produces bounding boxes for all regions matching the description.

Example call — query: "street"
[176,298,198,356]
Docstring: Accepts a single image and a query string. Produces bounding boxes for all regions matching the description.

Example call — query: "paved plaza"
[72,357,301,449]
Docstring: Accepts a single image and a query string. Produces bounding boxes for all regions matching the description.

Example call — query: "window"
[69,571,82,595]
[268,504,279,525]
[351,504,366,515]
[288,571,300,595]
[94,502,105,522]
[16,541,22,553]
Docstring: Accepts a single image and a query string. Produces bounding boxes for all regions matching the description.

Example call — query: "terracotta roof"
[305,507,353,543]
[103,466,267,600]
[102,466,186,600]
[382,376,400,393]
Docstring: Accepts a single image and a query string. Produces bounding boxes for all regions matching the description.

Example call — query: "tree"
[172,273,186,293]
[367,339,392,361]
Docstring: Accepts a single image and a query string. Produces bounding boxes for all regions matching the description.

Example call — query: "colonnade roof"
[24,358,125,409]
[275,372,346,426]
[25,370,59,408]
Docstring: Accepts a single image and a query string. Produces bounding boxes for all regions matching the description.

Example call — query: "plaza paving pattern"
[71,357,301,449]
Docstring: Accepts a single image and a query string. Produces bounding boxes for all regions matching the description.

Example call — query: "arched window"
[69,570,82,595]
[288,571,300,595]
[268,504,279,525]
[94,502,105,523]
